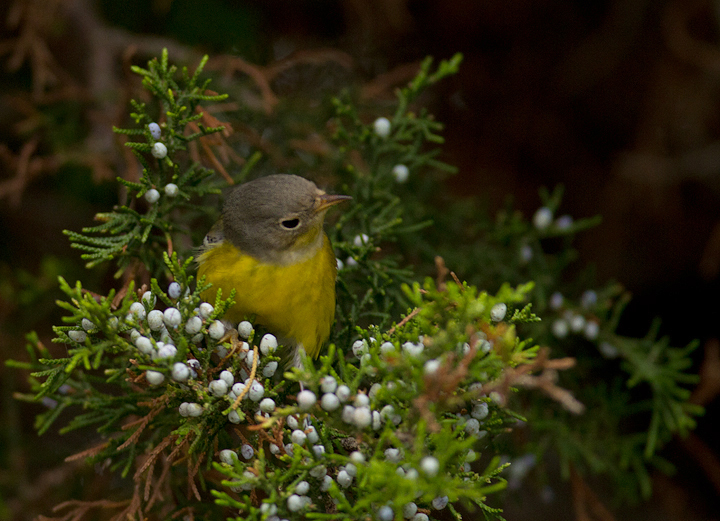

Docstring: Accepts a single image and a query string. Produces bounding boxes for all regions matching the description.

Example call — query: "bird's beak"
[314,193,352,213]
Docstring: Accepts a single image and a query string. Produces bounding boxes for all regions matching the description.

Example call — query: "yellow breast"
[197,235,337,358]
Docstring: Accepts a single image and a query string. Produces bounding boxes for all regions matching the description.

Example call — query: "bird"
[196,174,351,367]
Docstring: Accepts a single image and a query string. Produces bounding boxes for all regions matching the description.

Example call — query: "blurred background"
[1,0,718,519]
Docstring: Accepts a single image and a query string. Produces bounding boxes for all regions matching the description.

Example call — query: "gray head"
[222,174,350,264]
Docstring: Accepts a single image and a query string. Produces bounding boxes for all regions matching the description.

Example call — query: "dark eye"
[281,218,300,229]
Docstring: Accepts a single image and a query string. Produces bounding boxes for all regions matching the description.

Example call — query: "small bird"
[197,174,350,367]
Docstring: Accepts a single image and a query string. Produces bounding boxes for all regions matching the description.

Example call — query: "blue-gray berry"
[168,282,181,299]
[148,122,161,139]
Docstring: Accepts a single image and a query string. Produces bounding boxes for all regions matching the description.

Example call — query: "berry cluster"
[547,289,603,344]
[142,122,180,203]
[210,286,521,521]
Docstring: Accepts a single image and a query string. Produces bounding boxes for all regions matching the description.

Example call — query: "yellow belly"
[196,236,337,358]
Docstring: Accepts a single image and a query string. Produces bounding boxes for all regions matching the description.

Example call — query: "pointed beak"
[314,193,352,213]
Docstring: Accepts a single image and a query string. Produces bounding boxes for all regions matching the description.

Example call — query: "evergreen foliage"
[63,50,229,274]
[7,49,702,520]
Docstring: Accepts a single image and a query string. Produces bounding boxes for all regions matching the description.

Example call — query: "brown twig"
[186,106,238,184]
[435,256,450,291]
[111,260,150,310]
[413,345,477,432]
[231,344,259,410]
[211,328,247,375]
[233,426,252,447]
[133,435,175,482]
[570,465,617,521]
[679,431,720,495]
[207,55,279,114]
[64,442,110,463]
[111,483,143,521]
[450,271,462,287]
[146,455,172,508]
[39,498,132,521]
[263,48,353,83]
[171,507,196,521]
[249,416,287,455]
[187,452,204,501]
[0,137,59,206]
[690,339,720,406]
[143,454,158,501]
[167,435,191,466]
[482,348,585,414]
[361,60,423,100]
[387,307,421,336]
[117,394,169,451]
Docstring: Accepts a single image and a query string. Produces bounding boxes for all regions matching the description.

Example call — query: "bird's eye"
[281,218,300,229]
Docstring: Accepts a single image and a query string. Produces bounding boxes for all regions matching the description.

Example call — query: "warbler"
[197,174,350,367]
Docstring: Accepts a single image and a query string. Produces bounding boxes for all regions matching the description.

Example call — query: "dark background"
[1,0,718,519]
